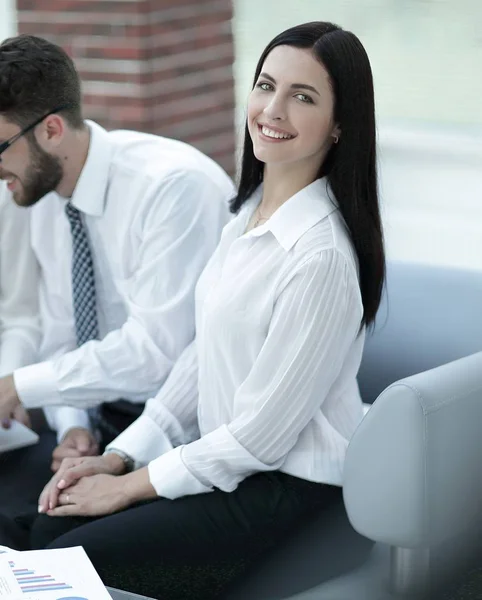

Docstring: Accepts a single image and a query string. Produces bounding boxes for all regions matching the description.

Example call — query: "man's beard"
[13,136,64,207]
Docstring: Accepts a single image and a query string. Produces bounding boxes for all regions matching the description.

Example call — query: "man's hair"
[0,34,83,129]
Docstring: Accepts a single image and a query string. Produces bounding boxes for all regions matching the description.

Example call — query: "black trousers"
[30,471,342,600]
[0,403,142,550]
[0,424,56,549]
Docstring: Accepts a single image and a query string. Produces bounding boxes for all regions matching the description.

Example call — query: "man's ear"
[42,113,65,146]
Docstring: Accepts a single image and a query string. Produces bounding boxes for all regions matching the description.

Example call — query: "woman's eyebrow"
[259,72,276,83]
[290,83,320,96]
[258,72,320,96]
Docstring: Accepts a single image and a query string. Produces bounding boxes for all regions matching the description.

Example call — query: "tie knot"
[65,202,82,224]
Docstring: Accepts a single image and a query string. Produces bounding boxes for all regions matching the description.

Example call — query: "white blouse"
[110,178,366,498]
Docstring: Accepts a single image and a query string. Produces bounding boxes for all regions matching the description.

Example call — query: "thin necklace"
[252,205,269,228]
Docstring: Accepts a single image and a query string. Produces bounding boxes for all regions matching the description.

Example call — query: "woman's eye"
[295,93,313,104]
[257,82,273,91]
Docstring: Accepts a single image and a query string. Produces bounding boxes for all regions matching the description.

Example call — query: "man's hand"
[0,374,21,427]
[1,405,32,429]
[39,454,126,513]
[11,405,32,428]
[51,428,99,472]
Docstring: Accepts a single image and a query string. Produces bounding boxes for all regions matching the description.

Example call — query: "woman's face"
[247,45,339,173]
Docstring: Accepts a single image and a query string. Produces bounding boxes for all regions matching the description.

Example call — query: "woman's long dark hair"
[231,22,385,327]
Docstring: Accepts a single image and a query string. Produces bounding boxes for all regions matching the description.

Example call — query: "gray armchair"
[227,261,482,600]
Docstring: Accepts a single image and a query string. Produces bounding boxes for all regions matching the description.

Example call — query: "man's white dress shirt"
[0,189,40,376]
[13,121,234,441]
[110,178,366,498]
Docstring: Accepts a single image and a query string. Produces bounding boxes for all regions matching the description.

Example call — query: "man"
[0,186,40,393]
[0,185,42,550]
[0,34,234,548]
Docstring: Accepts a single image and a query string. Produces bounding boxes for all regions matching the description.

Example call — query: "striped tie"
[64,203,114,435]
[64,203,143,440]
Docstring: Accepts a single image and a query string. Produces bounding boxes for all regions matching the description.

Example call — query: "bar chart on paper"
[0,546,112,600]
[9,558,75,594]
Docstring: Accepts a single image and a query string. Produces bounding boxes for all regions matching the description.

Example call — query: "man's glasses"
[0,105,70,162]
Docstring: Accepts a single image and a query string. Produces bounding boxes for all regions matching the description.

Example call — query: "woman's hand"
[46,474,133,517]
[46,468,158,518]
[38,453,125,514]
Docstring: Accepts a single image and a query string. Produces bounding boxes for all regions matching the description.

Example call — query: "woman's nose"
[263,94,287,121]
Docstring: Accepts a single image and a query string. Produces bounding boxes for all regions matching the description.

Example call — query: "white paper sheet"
[0,421,39,453]
[0,546,112,600]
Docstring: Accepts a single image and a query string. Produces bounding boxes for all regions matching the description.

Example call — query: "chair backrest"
[358,260,482,402]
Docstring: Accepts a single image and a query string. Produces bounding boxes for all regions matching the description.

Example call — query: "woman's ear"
[331,124,341,144]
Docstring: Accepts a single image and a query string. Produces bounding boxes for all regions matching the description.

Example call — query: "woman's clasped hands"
[37,453,131,518]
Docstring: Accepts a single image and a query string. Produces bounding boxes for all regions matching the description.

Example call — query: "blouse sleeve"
[106,340,200,468]
[146,249,363,499]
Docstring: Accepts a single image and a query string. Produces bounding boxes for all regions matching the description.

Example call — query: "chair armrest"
[344,351,482,548]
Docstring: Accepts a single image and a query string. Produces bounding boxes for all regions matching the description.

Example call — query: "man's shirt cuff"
[14,361,61,408]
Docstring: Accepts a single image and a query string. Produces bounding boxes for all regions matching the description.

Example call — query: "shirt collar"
[246,178,338,251]
[69,120,113,217]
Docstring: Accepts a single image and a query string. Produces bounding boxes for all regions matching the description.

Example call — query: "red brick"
[19,0,142,13]
[17,0,235,175]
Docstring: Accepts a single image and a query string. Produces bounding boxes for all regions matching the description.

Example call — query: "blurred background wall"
[6,0,236,175]
[0,0,16,41]
[233,0,482,271]
[1,0,481,271]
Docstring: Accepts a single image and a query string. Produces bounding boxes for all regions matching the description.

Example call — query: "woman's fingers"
[45,458,80,510]
[58,491,74,505]
[57,462,94,490]
[47,503,83,517]
[38,457,79,512]
[40,457,107,513]
[38,481,52,513]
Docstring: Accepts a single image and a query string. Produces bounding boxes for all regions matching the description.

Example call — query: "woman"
[33,21,385,599]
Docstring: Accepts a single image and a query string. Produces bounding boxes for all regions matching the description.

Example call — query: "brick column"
[17,0,235,174]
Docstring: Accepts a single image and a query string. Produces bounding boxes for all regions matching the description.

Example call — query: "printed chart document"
[0,421,39,453]
[0,545,112,599]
